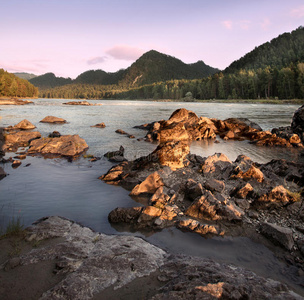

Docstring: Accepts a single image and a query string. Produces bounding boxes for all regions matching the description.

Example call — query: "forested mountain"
[14,72,37,80]
[30,51,219,89]
[118,50,219,87]
[225,26,304,73]
[29,72,72,88]
[0,69,38,98]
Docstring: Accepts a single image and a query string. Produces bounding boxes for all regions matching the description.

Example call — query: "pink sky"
[1,0,304,79]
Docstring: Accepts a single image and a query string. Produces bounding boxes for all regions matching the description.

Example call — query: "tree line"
[0,69,38,98]
[40,62,304,100]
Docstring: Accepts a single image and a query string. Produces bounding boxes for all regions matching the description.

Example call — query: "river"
[1,99,303,294]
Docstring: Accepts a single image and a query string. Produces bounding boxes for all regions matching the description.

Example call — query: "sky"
[1,0,304,79]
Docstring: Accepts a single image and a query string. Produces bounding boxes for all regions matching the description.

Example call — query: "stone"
[159,123,189,142]
[231,165,264,183]
[14,119,36,130]
[185,179,204,201]
[0,167,7,180]
[130,172,164,196]
[91,122,106,128]
[0,98,33,105]
[12,160,22,169]
[108,207,143,223]
[4,131,41,151]
[104,146,125,162]
[260,222,294,251]
[257,185,294,208]
[48,131,61,138]
[137,206,162,223]
[291,104,304,142]
[201,153,232,175]
[234,183,254,199]
[28,135,89,159]
[177,218,219,236]
[204,178,225,193]
[40,116,66,123]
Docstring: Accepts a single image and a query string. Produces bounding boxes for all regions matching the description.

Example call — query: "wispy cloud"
[0,60,50,74]
[222,20,233,30]
[261,18,271,30]
[87,56,107,65]
[105,45,144,60]
[290,5,304,18]
[239,20,251,30]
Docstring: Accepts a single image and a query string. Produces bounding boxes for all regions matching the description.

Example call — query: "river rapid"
[1,99,303,294]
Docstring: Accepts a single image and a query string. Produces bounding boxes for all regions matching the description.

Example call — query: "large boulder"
[4,131,41,152]
[291,104,304,142]
[40,116,66,124]
[28,135,88,159]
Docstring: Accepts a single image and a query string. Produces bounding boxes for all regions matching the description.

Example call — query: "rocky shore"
[0,216,302,299]
[0,98,33,105]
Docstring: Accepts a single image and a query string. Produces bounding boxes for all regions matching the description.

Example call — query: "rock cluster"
[0,216,301,299]
[0,98,33,105]
[63,100,102,106]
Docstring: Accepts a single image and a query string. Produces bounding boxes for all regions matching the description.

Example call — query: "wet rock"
[4,131,41,152]
[177,218,219,236]
[40,116,66,124]
[48,131,61,138]
[14,119,36,130]
[260,222,294,251]
[0,167,7,180]
[108,207,143,223]
[159,123,189,142]
[115,129,135,138]
[201,153,232,176]
[204,178,225,193]
[63,100,102,106]
[12,160,22,169]
[91,122,106,128]
[28,135,89,159]
[291,104,304,142]
[104,146,125,162]
[231,165,264,183]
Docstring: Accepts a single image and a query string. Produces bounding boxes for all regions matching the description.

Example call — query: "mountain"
[224,26,304,73]
[14,72,37,80]
[0,69,38,97]
[29,72,72,88]
[118,50,219,87]
[29,51,219,89]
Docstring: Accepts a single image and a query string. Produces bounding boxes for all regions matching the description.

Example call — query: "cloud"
[0,60,50,74]
[261,18,271,30]
[87,56,108,65]
[105,45,144,60]
[290,5,304,18]
[239,20,251,30]
[222,20,233,30]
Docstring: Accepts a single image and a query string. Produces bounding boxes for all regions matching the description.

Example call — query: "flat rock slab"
[28,135,89,159]
[4,131,41,151]
[0,216,301,300]
[40,116,66,124]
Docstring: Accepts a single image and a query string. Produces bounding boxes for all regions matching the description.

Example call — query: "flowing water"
[1,99,303,294]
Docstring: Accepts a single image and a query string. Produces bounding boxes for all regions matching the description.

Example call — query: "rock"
[63,100,100,106]
[233,183,254,199]
[28,135,88,159]
[14,119,36,130]
[177,218,219,236]
[104,146,125,162]
[0,167,7,180]
[108,207,143,223]
[130,172,164,196]
[40,116,66,123]
[4,131,41,152]
[291,104,304,142]
[159,123,189,142]
[137,206,162,223]
[12,160,22,169]
[257,185,294,208]
[260,222,294,251]
[115,129,135,138]
[201,153,232,176]
[185,179,203,201]
[204,178,225,193]
[91,122,106,128]
[231,165,264,183]
[48,131,61,138]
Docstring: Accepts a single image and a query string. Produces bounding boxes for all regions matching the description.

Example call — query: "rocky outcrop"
[104,145,125,162]
[0,98,33,105]
[137,108,303,148]
[28,135,88,159]
[4,131,41,152]
[40,116,66,124]
[0,216,301,299]
[63,100,102,106]
[291,104,304,142]
[13,119,36,130]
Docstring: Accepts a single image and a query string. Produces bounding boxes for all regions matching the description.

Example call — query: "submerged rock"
[91,122,106,128]
[104,145,125,162]
[28,135,88,159]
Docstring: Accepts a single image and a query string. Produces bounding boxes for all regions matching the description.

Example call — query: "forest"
[0,69,38,98]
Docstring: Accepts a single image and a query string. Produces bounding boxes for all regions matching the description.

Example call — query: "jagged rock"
[201,153,232,176]
[91,122,106,128]
[231,165,264,183]
[48,131,61,138]
[291,104,304,142]
[233,182,254,199]
[108,207,143,223]
[130,172,164,196]
[28,135,88,159]
[159,123,189,142]
[177,218,219,236]
[104,146,125,162]
[204,178,225,193]
[4,131,41,152]
[40,116,66,123]
[185,179,204,201]
[260,222,294,251]
[14,119,36,130]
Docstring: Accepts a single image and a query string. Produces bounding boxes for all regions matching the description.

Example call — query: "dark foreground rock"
[28,135,89,159]
[0,216,301,299]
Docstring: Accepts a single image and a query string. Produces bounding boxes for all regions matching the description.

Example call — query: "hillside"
[225,26,304,73]
[118,50,219,87]
[29,51,219,89]
[29,72,72,89]
[14,72,37,80]
[0,69,38,98]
